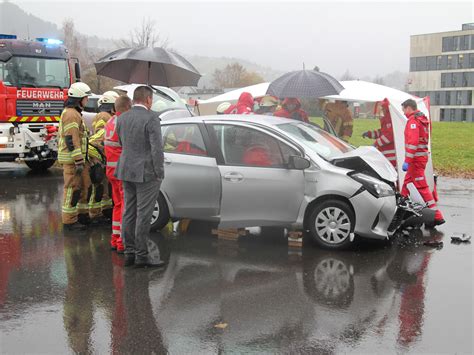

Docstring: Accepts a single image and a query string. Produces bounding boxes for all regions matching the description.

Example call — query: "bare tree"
[62,18,119,93]
[212,63,264,89]
[340,69,356,81]
[373,75,385,85]
[120,17,169,48]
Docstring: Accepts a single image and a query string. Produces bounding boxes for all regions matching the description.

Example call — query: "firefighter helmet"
[259,95,279,107]
[216,102,231,114]
[68,82,92,98]
[98,91,119,105]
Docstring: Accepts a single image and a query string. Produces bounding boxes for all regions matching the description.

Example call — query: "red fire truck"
[0,34,81,171]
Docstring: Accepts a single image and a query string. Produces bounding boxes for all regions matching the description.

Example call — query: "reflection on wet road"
[0,164,472,353]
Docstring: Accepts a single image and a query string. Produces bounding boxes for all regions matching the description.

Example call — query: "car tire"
[307,199,355,250]
[25,159,55,171]
[150,193,170,231]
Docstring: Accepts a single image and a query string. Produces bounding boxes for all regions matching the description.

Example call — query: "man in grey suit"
[115,86,166,268]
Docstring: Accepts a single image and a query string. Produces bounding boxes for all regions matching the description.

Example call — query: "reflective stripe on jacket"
[104,115,122,170]
[404,110,430,164]
[58,108,87,165]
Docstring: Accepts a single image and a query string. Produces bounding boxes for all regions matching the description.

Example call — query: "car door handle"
[223,172,244,182]
[164,157,172,165]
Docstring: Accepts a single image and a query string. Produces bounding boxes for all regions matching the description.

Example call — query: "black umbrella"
[266,70,344,98]
[94,47,201,87]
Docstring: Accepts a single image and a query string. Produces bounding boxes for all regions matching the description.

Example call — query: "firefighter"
[362,99,397,167]
[91,91,119,134]
[58,82,92,231]
[104,95,132,253]
[224,92,254,114]
[256,95,279,115]
[401,99,445,226]
[321,100,354,142]
[274,97,309,122]
[88,92,119,222]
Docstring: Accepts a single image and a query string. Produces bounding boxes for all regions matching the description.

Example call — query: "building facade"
[408,23,474,122]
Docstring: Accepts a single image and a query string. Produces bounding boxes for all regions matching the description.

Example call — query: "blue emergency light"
[36,38,63,45]
[0,34,17,39]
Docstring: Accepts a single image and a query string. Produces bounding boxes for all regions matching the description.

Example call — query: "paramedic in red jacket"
[273,98,309,123]
[104,96,132,252]
[224,92,254,115]
[362,99,397,167]
[400,99,445,226]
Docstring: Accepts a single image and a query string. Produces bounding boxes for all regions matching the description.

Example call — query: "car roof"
[162,114,293,127]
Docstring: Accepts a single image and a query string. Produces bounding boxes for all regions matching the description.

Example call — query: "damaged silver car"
[150,115,417,249]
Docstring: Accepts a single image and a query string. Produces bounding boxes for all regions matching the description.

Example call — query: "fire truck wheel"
[25,159,55,171]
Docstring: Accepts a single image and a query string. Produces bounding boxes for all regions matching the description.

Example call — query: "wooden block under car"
[288,231,303,248]
[212,228,248,241]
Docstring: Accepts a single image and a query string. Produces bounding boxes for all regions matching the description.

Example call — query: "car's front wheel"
[25,159,55,171]
[150,193,170,231]
[307,199,355,249]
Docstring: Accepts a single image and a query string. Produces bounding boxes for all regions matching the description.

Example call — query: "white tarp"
[325,80,433,190]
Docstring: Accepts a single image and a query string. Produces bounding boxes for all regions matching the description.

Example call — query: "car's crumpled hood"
[331,146,398,183]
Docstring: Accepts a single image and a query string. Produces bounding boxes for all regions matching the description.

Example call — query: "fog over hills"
[1,1,412,90]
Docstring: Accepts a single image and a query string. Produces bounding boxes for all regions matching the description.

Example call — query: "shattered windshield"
[278,121,353,159]
[0,56,70,88]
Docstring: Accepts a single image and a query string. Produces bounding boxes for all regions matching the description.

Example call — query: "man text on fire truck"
[362,99,397,167]
[401,99,445,226]
[58,82,92,231]
[104,95,132,253]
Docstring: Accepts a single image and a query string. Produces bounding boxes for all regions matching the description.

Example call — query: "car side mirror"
[74,62,81,81]
[289,155,311,170]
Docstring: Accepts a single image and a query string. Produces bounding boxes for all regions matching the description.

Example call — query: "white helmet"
[68,82,92,98]
[216,102,231,114]
[98,90,120,105]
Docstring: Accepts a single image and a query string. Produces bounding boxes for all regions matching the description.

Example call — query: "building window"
[458,54,465,69]
[441,73,446,88]
[440,109,445,121]
[439,91,446,105]
[470,53,474,68]
[442,36,454,52]
[435,91,440,105]
[461,109,467,122]
[471,35,474,50]
[456,91,463,105]
[436,56,443,69]
[454,36,461,51]
[462,35,470,50]
[468,109,474,122]
[462,72,468,87]
[447,55,454,69]
[416,57,427,71]
[446,91,452,105]
[427,56,437,70]
[468,72,474,86]
[450,109,455,121]
[410,57,416,71]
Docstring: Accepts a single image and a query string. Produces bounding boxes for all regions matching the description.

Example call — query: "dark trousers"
[122,179,161,259]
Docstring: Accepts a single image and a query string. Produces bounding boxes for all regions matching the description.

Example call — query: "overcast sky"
[14,0,474,77]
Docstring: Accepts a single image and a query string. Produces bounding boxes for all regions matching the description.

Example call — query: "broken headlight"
[350,172,395,198]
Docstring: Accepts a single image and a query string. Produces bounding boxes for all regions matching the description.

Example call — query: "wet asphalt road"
[0,163,472,354]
